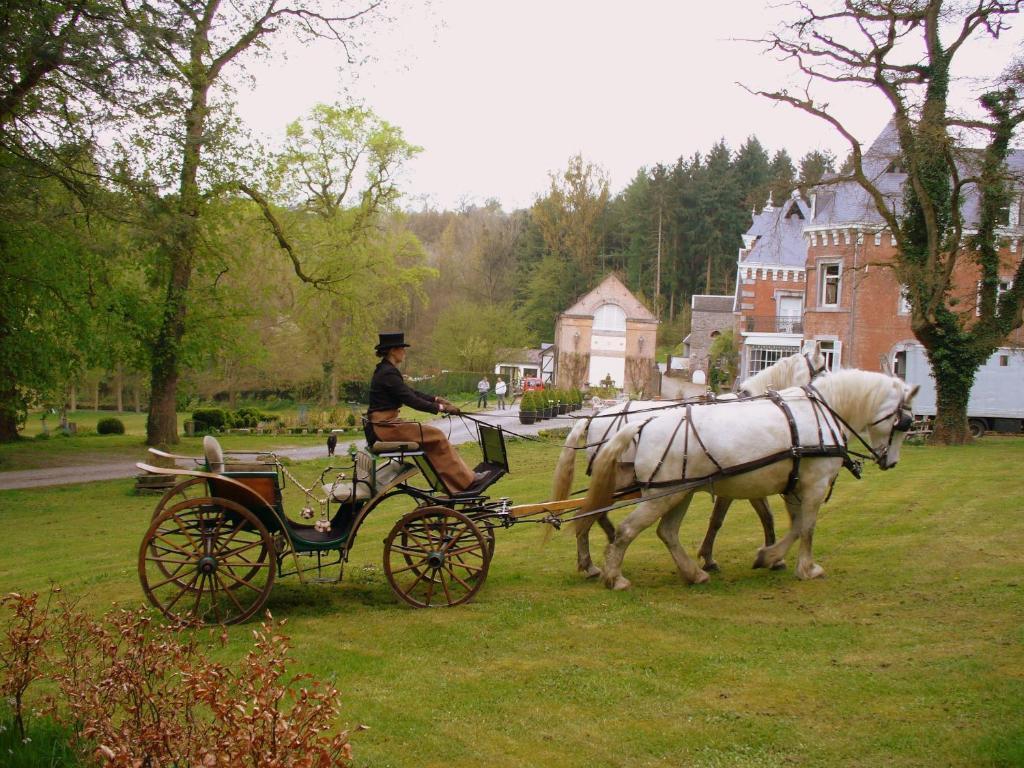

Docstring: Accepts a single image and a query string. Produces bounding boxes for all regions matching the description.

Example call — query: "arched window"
[593,303,626,331]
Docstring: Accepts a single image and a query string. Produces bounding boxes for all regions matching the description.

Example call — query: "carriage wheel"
[149,478,269,590]
[149,477,209,587]
[383,506,491,608]
[139,497,275,625]
[152,476,207,519]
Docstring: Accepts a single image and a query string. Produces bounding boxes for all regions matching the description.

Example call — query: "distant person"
[326,432,337,456]
[365,332,482,492]
[477,376,490,408]
[494,376,508,410]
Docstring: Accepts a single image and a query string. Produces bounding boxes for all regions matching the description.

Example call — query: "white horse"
[553,343,827,577]
[579,369,918,590]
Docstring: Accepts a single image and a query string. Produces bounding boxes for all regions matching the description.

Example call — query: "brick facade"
[732,123,1023,379]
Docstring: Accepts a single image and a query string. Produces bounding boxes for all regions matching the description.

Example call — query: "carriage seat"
[372,440,421,454]
[322,450,415,502]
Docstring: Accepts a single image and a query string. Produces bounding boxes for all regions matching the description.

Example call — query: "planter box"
[519,411,538,425]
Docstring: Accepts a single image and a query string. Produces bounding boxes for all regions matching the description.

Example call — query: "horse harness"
[581,351,828,474]
[636,384,911,497]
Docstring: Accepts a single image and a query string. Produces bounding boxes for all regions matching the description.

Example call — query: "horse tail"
[552,417,590,501]
[575,422,644,535]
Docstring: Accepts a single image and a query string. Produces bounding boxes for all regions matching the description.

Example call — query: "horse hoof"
[770,561,787,571]
[752,550,768,569]
[604,575,631,591]
[703,561,720,573]
[691,570,710,585]
[584,565,601,579]
[797,564,825,580]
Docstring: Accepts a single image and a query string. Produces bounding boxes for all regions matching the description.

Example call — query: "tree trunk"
[133,379,140,413]
[929,358,974,444]
[93,379,99,410]
[69,382,77,411]
[0,386,20,441]
[114,363,123,412]
[146,68,208,446]
[147,255,192,445]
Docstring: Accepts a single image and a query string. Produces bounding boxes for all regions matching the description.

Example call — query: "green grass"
[0,712,85,768]
[1,438,1022,767]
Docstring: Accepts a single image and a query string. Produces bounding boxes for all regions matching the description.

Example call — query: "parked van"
[898,344,1024,437]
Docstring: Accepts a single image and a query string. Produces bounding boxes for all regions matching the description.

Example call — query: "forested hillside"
[0,1,841,442]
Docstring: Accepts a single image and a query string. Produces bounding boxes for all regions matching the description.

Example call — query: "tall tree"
[271,102,431,404]
[769,148,797,202]
[100,1,386,445]
[797,149,837,193]
[734,136,774,211]
[523,155,609,339]
[753,0,1024,443]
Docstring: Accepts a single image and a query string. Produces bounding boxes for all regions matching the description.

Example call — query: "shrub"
[96,417,125,435]
[231,407,263,428]
[346,412,357,427]
[191,407,227,430]
[0,591,354,768]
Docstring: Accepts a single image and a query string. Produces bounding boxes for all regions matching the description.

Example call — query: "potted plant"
[554,389,565,415]
[518,391,538,424]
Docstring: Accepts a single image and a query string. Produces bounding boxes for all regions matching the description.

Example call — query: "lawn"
[1,437,1022,767]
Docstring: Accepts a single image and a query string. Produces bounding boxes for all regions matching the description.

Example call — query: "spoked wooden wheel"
[384,506,491,608]
[149,477,211,587]
[139,497,275,625]
[152,476,207,519]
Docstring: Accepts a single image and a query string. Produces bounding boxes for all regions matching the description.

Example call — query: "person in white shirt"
[476,376,490,408]
[494,377,508,410]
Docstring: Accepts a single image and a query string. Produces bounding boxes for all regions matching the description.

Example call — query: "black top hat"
[375,331,411,354]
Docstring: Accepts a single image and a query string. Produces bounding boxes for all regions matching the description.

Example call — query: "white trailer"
[899,344,1024,437]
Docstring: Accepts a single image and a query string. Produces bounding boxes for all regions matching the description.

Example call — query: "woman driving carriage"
[365,332,484,493]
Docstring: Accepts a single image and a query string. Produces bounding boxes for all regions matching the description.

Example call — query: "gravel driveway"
[0,406,582,490]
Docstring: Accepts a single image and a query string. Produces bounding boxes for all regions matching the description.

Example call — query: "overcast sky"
[235,0,1024,212]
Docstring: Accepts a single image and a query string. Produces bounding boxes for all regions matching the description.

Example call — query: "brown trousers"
[369,410,474,492]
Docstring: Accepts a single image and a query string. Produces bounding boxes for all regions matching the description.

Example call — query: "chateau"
[724,122,1024,381]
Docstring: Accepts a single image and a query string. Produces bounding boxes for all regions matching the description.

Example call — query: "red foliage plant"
[1,592,353,768]
[0,591,53,741]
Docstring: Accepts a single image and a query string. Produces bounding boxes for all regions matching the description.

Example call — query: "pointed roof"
[812,118,1024,228]
[562,274,656,322]
[739,191,811,268]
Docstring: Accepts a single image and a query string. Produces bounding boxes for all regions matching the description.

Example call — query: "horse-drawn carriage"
[135,349,919,626]
[136,424,580,624]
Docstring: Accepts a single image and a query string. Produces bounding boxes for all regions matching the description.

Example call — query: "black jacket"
[367,360,439,415]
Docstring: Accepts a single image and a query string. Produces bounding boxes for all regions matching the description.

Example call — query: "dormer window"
[885,159,905,174]
[785,202,805,219]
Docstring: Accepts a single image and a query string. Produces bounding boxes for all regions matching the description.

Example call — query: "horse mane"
[807,369,892,426]
[741,352,802,395]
